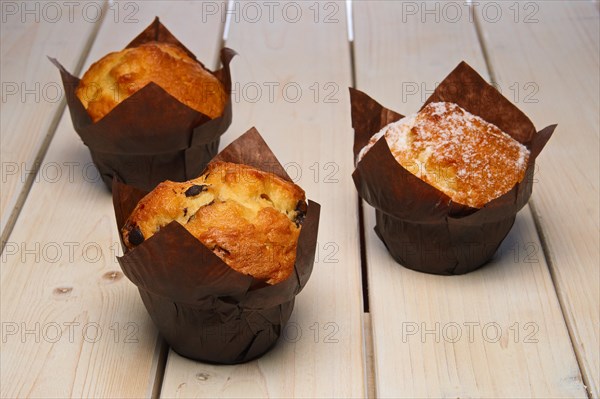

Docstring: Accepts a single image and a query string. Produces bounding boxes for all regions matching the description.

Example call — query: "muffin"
[76,42,227,122]
[351,61,555,275]
[357,101,530,208]
[51,18,235,192]
[122,161,307,285]
[112,128,321,363]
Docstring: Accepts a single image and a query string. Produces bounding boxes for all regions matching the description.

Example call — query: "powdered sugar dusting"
[357,113,417,163]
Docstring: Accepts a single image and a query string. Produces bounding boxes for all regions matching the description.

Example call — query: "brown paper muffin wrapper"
[351,62,556,275]
[112,128,321,364]
[50,17,235,192]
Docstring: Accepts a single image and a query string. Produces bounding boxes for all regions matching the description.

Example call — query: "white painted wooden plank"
[353,2,587,397]
[476,1,599,396]
[0,0,103,241]
[160,2,366,397]
[0,3,225,397]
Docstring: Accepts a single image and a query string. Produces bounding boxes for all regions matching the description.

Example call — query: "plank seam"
[216,0,230,67]
[529,201,594,399]
[472,4,497,85]
[151,338,169,399]
[0,1,108,255]
[347,0,367,315]
[222,0,234,42]
[348,1,376,397]
[357,198,370,312]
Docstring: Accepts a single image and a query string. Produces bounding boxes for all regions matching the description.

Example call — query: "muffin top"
[76,42,227,122]
[358,102,530,208]
[122,161,307,285]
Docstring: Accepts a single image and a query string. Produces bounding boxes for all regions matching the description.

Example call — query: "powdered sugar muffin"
[358,102,530,208]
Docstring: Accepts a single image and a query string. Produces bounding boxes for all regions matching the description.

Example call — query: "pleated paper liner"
[50,17,235,192]
[351,61,556,275]
[112,128,321,364]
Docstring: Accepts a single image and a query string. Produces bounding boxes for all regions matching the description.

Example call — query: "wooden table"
[1,1,598,397]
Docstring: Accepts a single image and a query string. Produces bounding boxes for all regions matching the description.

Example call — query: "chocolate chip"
[294,200,307,227]
[128,226,145,246]
[294,215,305,227]
[295,200,307,213]
[185,184,207,197]
[183,207,188,217]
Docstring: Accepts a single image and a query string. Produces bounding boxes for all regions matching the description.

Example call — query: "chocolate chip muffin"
[76,42,227,122]
[358,102,530,208]
[122,161,306,285]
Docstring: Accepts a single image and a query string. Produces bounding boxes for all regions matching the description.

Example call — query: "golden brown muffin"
[358,102,530,208]
[122,161,307,285]
[76,42,227,122]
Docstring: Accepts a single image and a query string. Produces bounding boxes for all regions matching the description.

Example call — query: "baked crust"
[76,42,227,122]
[359,102,530,208]
[122,161,306,285]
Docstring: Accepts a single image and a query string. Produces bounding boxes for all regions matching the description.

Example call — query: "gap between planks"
[473,8,594,399]
[347,3,369,314]
[0,2,107,255]
[348,4,376,397]
[150,338,169,399]
[529,199,594,399]
[345,4,378,398]
[472,3,497,86]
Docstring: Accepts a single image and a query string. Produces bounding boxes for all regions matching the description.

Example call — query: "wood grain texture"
[159,1,366,397]
[476,1,600,396]
[353,2,587,397]
[0,3,224,397]
[0,1,102,241]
